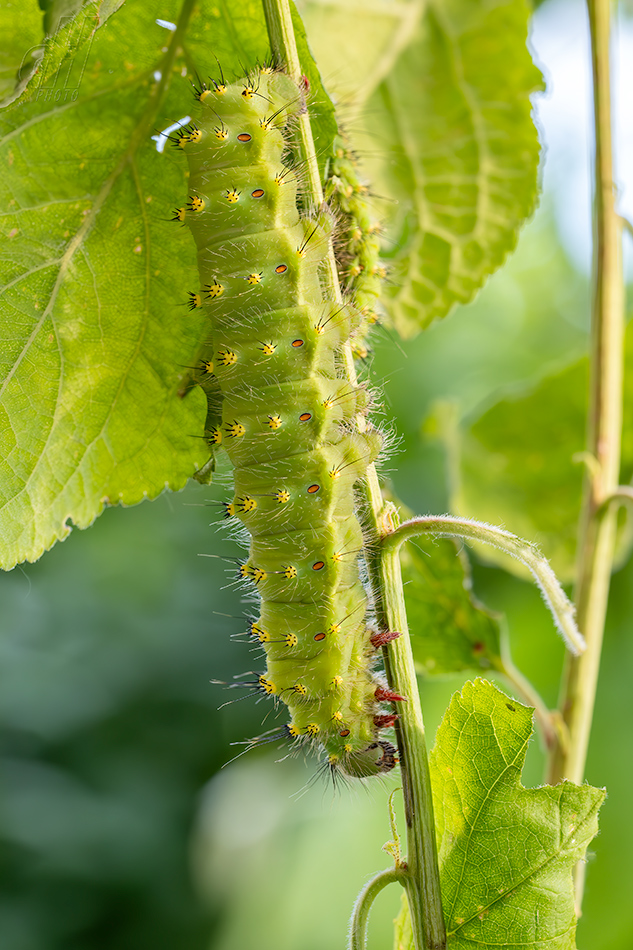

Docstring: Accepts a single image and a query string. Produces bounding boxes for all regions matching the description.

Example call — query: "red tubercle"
[370,630,401,649]
[374,686,406,703]
[374,714,399,729]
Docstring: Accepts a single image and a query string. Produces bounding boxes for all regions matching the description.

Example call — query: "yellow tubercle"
[205,281,224,299]
[258,676,276,695]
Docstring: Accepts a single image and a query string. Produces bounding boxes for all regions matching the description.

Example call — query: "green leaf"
[0,0,46,102]
[289,0,338,178]
[1,0,125,109]
[450,322,633,581]
[0,1,209,570]
[362,0,544,336]
[296,0,421,111]
[0,1,338,569]
[395,679,605,949]
[402,538,504,675]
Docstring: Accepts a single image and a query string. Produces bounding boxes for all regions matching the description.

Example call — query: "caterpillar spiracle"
[175,68,399,778]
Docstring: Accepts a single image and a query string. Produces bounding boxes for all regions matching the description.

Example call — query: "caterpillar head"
[338,740,398,778]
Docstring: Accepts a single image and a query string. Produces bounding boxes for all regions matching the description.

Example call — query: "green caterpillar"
[325,136,387,359]
[174,68,399,777]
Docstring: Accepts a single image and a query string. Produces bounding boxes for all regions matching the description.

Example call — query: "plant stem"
[263,4,446,948]
[601,484,633,510]
[547,0,624,912]
[348,868,404,950]
[548,0,624,809]
[382,516,584,655]
[375,544,446,950]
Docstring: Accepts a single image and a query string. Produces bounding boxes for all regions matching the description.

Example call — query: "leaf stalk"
[382,516,584,656]
[348,868,404,950]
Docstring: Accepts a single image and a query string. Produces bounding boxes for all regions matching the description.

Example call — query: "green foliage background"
[1,0,632,949]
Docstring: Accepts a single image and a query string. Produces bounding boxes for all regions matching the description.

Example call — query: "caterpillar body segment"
[325,136,387,353]
[179,70,395,777]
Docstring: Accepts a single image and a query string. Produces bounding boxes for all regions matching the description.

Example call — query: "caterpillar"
[174,67,398,778]
[325,135,387,359]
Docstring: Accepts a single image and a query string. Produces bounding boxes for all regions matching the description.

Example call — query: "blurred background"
[2,0,632,947]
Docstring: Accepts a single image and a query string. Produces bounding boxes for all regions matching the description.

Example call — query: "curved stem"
[348,868,404,950]
[263,4,446,948]
[600,484,633,511]
[382,516,584,656]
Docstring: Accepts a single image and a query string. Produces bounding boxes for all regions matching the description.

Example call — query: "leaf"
[1,0,125,109]
[0,0,338,569]
[296,0,422,111]
[402,537,504,675]
[449,322,633,581]
[361,0,544,336]
[395,679,605,949]
[0,1,210,570]
[289,0,338,178]
[0,0,45,102]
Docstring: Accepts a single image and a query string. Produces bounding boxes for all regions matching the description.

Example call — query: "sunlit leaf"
[296,0,421,110]
[394,679,605,949]
[0,0,337,569]
[0,0,45,102]
[361,0,544,336]
[1,0,125,109]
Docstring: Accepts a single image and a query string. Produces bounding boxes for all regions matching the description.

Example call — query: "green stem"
[374,544,447,950]
[382,516,584,656]
[348,868,404,950]
[263,4,446,948]
[548,0,624,816]
[548,0,625,915]
[600,484,633,510]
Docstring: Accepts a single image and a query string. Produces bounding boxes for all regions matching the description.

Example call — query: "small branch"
[600,484,633,511]
[382,516,585,656]
[348,868,404,950]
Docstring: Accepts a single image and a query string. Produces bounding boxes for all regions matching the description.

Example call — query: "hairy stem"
[548,0,623,789]
[547,0,625,912]
[382,516,584,656]
[348,868,404,950]
[263,3,446,948]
